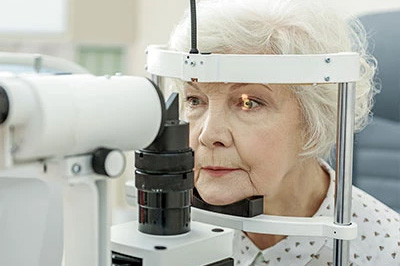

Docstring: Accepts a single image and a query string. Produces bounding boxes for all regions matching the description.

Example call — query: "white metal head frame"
[146,44,359,266]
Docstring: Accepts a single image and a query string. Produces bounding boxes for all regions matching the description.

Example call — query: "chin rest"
[192,188,264,217]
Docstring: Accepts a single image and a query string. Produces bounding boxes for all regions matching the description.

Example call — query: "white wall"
[69,0,136,44]
[128,1,187,76]
[2,0,399,75]
[0,0,67,34]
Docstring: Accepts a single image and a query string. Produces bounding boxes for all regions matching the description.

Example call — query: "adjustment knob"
[92,148,126,177]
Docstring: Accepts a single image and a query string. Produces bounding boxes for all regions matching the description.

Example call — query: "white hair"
[167,0,377,160]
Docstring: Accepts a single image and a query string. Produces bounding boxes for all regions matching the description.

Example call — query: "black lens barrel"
[135,93,194,235]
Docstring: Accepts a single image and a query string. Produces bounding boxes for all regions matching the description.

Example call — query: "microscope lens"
[135,93,194,235]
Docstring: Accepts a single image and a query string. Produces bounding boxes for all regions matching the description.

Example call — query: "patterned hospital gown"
[232,160,400,266]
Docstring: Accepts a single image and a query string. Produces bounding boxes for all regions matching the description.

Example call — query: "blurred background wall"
[2,0,399,77]
[1,0,399,218]
[0,0,400,75]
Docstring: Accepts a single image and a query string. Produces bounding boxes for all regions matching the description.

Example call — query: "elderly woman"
[167,0,400,265]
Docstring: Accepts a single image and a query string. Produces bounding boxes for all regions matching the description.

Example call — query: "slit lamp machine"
[0,1,359,265]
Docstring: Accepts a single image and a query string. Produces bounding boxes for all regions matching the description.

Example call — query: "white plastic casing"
[0,74,163,160]
[111,221,233,266]
[146,45,360,84]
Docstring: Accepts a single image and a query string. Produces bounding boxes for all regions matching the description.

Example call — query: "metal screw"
[324,76,330,82]
[200,61,204,65]
[184,60,188,64]
[72,163,81,174]
[325,57,331,63]
[190,61,196,67]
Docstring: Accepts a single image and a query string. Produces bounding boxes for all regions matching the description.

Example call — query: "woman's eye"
[185,96,203,107]
[240,94,261,110]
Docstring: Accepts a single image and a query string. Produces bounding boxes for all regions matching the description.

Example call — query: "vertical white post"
[64,177,111,266]
[0,126,13,168]
[96,179,112,266]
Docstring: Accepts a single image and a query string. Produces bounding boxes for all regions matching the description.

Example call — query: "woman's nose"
[198,109,233,149]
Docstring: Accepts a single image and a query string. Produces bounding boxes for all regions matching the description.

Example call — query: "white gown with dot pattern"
[232,160,400,266]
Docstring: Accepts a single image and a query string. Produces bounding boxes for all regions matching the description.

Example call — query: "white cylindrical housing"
[0,76,37,126]
[0,74,163,161]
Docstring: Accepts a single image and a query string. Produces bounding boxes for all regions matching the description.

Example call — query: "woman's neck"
[246,158,330,250]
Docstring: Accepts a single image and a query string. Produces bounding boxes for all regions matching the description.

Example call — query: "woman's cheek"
[188,124,200,150]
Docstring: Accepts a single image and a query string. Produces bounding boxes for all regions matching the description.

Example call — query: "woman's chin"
[197,187,243,206]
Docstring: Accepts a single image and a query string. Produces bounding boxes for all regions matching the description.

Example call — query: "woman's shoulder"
[349,186,399,265]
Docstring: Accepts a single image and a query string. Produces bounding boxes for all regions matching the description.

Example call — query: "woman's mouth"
[201,166,241,177]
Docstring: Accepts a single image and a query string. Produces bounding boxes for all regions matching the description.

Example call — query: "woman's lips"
[201,166,241,177]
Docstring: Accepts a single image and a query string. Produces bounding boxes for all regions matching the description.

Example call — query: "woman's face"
[183,82,304,206]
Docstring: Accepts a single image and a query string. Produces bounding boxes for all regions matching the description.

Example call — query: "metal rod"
[97,179,111,266]
[189,0,199,54]
[333,82,356,266]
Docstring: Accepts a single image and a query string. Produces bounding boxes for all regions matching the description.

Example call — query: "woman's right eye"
[185,96,203,107]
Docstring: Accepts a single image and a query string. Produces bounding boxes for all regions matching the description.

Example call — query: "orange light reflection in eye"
[241,94,251,110]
